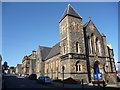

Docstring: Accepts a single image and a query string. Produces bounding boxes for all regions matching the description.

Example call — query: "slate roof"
[45,42,60,60]
[83,22,89,28]
[83,20,92,29]
[39,46,52,60]
[59,4,82,23]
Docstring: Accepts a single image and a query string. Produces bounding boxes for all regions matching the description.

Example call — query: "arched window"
[71,22,75,30]
[96,38,98,53]
[98,40,101,55]
[88,36,92,54]
[75,61,82,72]
[47,69,48,75]
[76,42,80,53]
[94,61,100,73]
[91,33,94,54]
[76,23,80,30]
[96,38,101,55]
[63,43,66,54]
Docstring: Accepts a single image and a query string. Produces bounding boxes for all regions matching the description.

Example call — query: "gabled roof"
[59,4,82,23]
[45,42,60,60]
[38,46,52,60]
[101,33,106,37]
[83,20,91,28]
[83,20,97,30]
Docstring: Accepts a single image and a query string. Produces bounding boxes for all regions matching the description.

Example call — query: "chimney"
[32,50,36,58]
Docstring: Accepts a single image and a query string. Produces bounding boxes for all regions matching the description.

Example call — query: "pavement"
[46,81,120,89]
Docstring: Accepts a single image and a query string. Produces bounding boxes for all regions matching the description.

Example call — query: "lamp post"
[62,66,65,87]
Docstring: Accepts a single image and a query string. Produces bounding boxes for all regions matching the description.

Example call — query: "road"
[2,74,120,90]
[2,74,58,90]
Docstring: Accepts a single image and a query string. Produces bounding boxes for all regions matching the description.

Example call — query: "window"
[88,36,92,54]
[96,38,101,55]
[71,22,75,30]
[76,23,80,30]
[63,43,66,54]
[91,33,94,54]
[75,61,82,72]
[64,46,65,53]
[96,38,98,53]
[76,42,80,53]
[94,61,100,73]
[47,69,48,74]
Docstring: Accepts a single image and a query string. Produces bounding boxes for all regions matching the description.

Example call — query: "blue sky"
[2,2,118,67]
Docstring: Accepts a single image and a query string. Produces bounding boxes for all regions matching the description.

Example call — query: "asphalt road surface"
[2,74,59,90]
[2,74,120,90]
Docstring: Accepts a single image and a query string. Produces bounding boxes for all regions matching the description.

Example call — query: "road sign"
[93,73,103,80]
[93,73,98,80]
[98,73,102,80]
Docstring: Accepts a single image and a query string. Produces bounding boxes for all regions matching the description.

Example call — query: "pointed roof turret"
[59,4,82,23]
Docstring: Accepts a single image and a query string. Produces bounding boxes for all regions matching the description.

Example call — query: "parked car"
[24,74,29,78]
[21,74,29,78]
[37,76,52,84]
[29,74,37,80]
[21,74,26,77]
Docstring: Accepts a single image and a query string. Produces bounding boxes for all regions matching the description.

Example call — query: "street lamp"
[62,66,65,87]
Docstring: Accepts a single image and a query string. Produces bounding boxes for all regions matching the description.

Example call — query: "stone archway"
[91,60,106,82]
[94,61,100,73]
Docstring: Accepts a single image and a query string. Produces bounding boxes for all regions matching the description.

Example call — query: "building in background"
[29,50,37,74]
[36,46,52,77]
[22,55,30,74]
[22,50,37,74]
[2,61,9,74]
[16,64,22,75]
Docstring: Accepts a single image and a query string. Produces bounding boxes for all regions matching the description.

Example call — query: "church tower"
[59,4,87,81]
[59,4,85,55]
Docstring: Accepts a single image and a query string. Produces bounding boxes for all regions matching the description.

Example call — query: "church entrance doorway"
[94,61,100,73]
[93,61,103,80]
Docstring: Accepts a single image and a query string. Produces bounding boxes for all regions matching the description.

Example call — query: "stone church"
[35,4,117,84]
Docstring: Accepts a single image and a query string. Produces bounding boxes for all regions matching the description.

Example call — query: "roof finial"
[68,4,71,6]
[88,16,91,21]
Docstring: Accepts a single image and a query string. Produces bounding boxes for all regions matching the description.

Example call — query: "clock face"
[89,25,95,30]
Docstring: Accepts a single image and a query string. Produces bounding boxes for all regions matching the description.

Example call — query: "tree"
[10,66,16,72]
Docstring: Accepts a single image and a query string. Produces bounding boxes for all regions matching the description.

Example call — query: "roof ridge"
[51,42,60,48]
[39,46,51,49]
[83,20,91,28]
[45,42,60,60]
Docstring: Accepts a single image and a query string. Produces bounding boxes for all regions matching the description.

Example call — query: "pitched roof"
[45,42,60,60]
[59,4,82,23]
[39,46,52,60]
[83,20,91,28]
